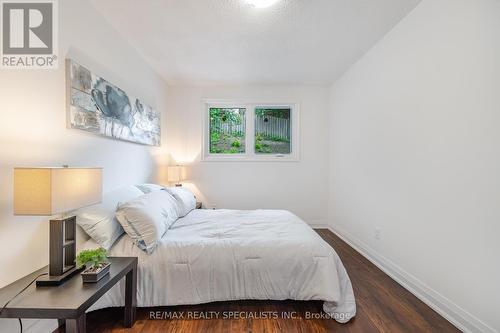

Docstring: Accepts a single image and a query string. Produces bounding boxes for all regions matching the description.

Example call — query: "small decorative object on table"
[76,248,111,283]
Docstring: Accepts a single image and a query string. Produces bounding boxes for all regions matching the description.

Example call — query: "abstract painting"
[67,59,161,146]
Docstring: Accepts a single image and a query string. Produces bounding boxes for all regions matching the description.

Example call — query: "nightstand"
[0,257,137,333]
[196,202,202,209]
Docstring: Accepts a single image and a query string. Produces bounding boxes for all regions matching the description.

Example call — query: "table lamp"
[167,165,183,187]
[14,167,102,286]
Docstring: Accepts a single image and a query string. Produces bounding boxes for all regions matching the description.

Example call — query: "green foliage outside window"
[209,108,246,154]
[255,108,291,154]
[208,107,292,155]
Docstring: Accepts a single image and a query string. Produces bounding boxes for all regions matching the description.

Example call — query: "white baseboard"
[327,224,497,333]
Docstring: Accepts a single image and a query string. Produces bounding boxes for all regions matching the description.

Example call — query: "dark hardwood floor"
[56,229,460,333]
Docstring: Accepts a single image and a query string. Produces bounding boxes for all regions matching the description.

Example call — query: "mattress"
[83,209,356,323]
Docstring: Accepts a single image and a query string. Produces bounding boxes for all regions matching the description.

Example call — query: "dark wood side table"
[0,257,137,333]
[196,202,202,209]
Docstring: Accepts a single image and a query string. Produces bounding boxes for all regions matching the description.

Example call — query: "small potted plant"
[76,248,110,283]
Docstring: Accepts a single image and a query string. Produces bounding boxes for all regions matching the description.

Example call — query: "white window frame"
[202,99,300,162]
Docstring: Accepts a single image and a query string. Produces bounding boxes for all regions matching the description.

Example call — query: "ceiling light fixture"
[244,0,280,8]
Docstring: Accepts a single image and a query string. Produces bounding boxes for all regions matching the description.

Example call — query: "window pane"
[209,108,246,154]
[255,108,291,154]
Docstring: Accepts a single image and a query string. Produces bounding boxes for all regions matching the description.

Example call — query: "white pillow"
[75,186,143,250]
[166,187,196,217]
[115,190,179,253]
[135,183,165,194]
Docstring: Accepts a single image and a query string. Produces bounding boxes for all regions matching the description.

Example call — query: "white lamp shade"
[167,166,182,183]
[14,167,102,215]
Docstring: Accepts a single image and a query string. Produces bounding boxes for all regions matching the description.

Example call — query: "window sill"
[202,154,299,162]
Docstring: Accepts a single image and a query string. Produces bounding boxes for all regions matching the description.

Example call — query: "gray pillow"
[74,185,144,250]
[115,190,179,253]
[135,183,165,194]
[165,187,196,217]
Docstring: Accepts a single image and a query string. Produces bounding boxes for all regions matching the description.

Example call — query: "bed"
[77,187,356,323]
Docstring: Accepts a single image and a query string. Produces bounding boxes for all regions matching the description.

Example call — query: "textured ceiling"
[90,0,421,85]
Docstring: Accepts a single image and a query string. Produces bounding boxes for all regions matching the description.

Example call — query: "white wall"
[329,0,500,332]
[167,85,330,225]
[0,0,168,330]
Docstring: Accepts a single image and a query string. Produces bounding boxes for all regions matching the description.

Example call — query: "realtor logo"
[1,0,58,69]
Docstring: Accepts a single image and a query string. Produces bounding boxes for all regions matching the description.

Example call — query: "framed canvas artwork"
[67,59,161,146]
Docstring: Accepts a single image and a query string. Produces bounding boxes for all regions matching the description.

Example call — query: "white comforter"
[84,209,356,323]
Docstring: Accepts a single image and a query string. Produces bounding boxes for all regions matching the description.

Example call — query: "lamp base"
[36,266,82,287]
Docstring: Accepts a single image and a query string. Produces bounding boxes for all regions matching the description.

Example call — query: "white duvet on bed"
[84,209,356,323]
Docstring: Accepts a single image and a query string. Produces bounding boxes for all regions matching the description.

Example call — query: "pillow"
[165,187,196,217]
[135,183,165,194]
[115,190,179,253]
[74,185,144,250]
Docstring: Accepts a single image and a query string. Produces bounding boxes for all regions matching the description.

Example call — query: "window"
[255,108,291,155]
[203,101,299,161]
[209,108,246,154]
